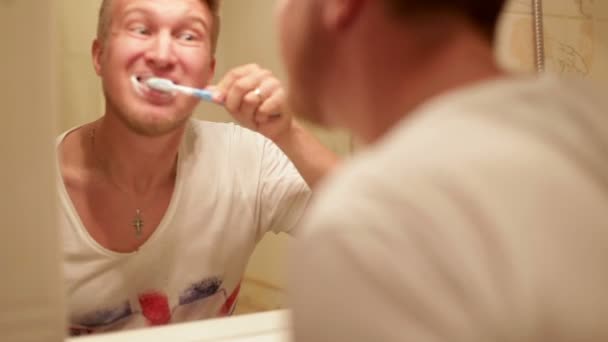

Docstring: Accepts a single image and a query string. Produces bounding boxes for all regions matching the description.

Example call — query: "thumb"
[204,85,225,104]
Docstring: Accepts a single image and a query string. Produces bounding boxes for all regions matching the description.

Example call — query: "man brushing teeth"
[130,75,177,102]
[56,0,339,335]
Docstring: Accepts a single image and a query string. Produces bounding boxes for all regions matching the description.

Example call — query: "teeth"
[131,75,145,96]
[131,74,175,99]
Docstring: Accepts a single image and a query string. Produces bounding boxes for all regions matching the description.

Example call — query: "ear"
[323,0,364,30]
[92,39,103,76]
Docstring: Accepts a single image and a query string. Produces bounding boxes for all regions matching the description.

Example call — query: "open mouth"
[131,75,176,100]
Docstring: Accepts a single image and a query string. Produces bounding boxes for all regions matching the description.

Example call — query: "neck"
[331,17,505,144]
[90,115,185,195]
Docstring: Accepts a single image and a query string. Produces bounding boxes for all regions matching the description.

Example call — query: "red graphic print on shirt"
[139,292,171,326]
[219,283,241,316]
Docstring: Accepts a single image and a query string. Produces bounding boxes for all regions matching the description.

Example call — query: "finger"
[225,69,270,116]
[238,87,265,124]
[203,85,224,104]
[255,88,285,124]
[214,64,260,96]
[211,72,238,104]
[253,79,282,123]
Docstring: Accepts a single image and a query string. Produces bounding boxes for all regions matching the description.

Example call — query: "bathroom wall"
[1,1,66,340]
[57,0,105,131]
[497,0,608,79]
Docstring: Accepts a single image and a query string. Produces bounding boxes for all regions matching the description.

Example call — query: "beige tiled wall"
[497,0,608,80]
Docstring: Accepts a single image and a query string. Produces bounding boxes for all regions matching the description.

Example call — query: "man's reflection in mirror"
[57,0,339,335]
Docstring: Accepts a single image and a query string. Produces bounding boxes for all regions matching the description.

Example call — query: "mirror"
[46,0,608,339]
[57,0,352,337]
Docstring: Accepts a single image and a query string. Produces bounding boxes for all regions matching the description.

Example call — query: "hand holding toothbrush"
[148,64,292,142]
[212,64,292,141]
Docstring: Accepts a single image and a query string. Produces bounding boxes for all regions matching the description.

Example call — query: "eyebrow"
[120,6,210,32]
[120,7,149,20]
[182,16,209,32]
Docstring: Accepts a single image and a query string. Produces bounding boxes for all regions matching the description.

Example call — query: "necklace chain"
[89,126,151,238]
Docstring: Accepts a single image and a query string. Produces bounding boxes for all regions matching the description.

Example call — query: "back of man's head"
[384,0,507,41]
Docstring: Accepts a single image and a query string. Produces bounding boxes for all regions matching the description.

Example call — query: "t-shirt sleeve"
[256,138,311,238]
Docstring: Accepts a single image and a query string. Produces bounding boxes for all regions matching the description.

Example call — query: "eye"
[131,26,150,35]
[178,32,198,42]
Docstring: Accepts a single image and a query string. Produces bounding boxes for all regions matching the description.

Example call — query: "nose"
[145,31,177,70]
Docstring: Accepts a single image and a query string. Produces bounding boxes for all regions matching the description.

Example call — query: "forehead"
[111,0,212,22]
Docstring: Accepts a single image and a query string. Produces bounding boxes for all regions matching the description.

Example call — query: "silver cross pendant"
[132,209,144,237]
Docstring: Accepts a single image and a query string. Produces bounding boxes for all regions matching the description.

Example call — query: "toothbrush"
[146,76,281,120]
[145,77,215,102]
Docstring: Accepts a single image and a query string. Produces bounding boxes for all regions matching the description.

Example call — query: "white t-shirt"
[290,76,608,341]
[57,119,310,336]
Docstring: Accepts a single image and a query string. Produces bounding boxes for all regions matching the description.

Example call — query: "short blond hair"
[97,0,221,52]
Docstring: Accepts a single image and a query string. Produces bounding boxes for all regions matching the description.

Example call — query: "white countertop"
[68,310,291,342]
